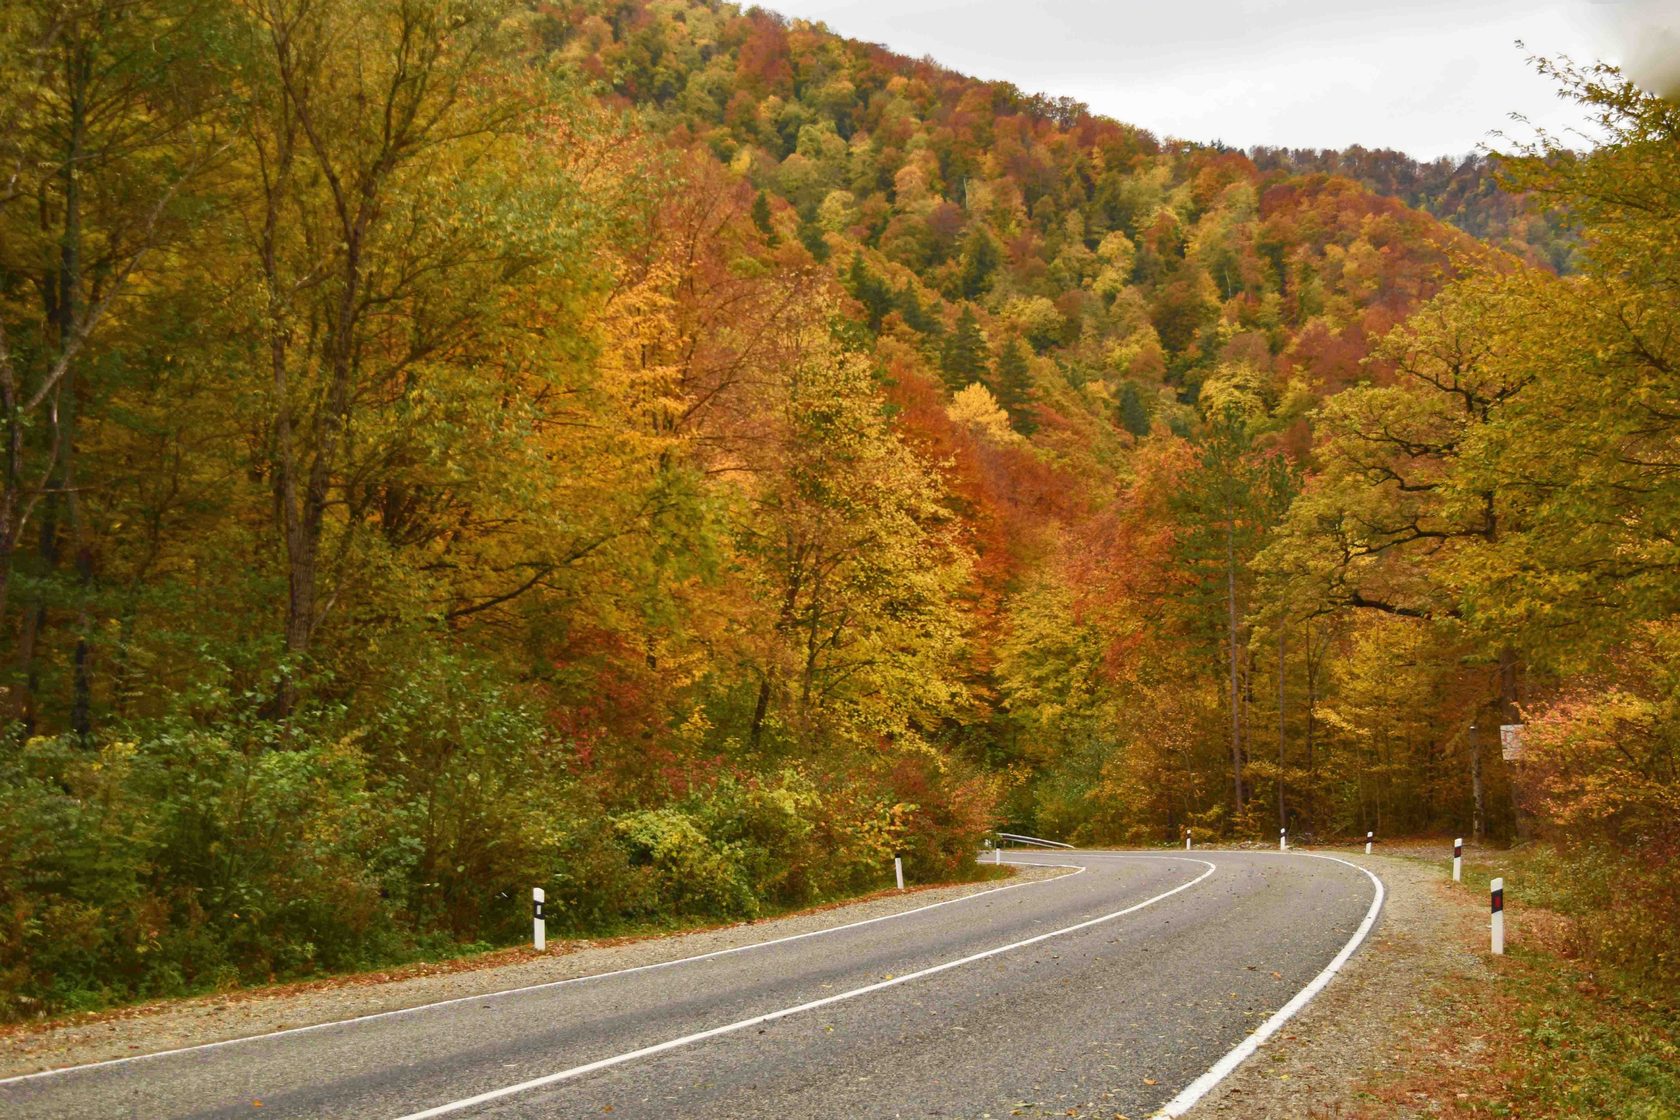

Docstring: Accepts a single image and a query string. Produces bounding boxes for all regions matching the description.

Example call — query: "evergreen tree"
[750,190,777,243]
[1118,381,1151,436]
[957,227,1000,299]
[797,212,830,262]
[845,252,895,332]
[940,305,989,391]
[894,284,939,335]
[990,336,1037,433]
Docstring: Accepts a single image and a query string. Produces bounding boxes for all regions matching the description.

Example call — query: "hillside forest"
[1,0,1676,1019]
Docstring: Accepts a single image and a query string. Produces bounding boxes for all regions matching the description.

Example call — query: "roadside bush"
[694,770,826,907]
[614,807,757,918]
[1517,660,1680,994]
[1521,842,1680,997]
[884,747,1000,883]
[0,653,1000,1021]
[0,711,388,1018]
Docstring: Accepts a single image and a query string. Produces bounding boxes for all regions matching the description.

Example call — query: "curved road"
[0,850,1381,1119]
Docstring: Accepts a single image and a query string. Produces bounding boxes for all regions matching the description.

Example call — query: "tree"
[734,311,971,753]
[1117,381,1151,436]
[940,305,988,392]
[1169,364,1295,815]
[989,336,1036,433]
[0,0,222,730]
[844,252,893,332]
[750,189,776,241]
[226,0,563,711]
[946,382,1018,445]
[955,226,999,300]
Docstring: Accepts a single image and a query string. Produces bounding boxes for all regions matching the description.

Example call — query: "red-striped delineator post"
[532,887,546,952]
[1491,876,1504,954]
[895,856,905,891]
[1365,831,1373,855]
[1279,828,1287,852]
[1453,838,1463,882]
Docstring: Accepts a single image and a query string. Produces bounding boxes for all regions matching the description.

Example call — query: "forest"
[0,0,1675,1020]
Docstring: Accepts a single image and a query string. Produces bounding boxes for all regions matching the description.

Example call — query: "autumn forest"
[1,0,1676,1019]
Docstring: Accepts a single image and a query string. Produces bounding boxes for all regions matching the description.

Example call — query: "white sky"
[762,0,1674,158]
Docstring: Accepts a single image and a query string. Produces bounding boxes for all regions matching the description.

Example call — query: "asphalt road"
[0,850,1381,1119]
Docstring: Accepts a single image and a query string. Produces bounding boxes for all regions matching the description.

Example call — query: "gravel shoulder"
[1179,847,1491,1119]
[0,864,1069,1079]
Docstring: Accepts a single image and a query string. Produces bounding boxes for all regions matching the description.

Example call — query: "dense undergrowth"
[0,670,994,1021]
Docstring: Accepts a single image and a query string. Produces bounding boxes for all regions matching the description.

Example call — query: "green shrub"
[613,807,756,918]
[0,653,1000,1021]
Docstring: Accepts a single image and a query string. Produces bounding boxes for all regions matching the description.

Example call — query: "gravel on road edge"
[1178,849,1491,1120]
[0,864,1071,1079]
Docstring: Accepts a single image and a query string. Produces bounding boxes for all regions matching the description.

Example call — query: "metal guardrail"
[996,832,1074,849]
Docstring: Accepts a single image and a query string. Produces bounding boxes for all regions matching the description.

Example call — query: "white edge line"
[0,858,1081,1086]
[1151,851,1387,1118]
[389,856,1218,1120]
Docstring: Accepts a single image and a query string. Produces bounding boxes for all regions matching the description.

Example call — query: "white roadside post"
[895,856,905,891]
[994,840,1002,865]
[1453,837,1464,882]
[1185,828,1192,851]
[1491,877,1505,954]
[532,887,546,952]
[1365,831,1373,855]
[1279,828,1287,852]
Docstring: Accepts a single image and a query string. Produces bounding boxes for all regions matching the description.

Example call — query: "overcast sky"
[762,0,1675,159]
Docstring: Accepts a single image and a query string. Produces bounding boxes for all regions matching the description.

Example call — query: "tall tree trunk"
[260,72,306,716]
[1276,627,1286,831]
[15,43,91,734]
[0,370,18,626]
[1304,618,1317,831]
[750,546,803,750]
[1498,645,1528,840]
[1470,724,1485,842]
[748,670,773,750]
[71,537,93,739]
[1225,521,1244,813]
[800,561,823,718]
[13,495,61,734]
[61,54,93,740]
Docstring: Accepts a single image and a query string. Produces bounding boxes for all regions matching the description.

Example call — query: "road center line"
[389,857,1218,1120]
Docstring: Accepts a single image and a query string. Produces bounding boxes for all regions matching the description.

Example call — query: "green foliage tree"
[1169,365,1295,814]
[940,305,989,392]
[989,336,1037,433]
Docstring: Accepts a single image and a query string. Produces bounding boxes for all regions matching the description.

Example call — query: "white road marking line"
[389,858,1219,1120]
[1151,851,1387,1118]
[0,860,1081,1086]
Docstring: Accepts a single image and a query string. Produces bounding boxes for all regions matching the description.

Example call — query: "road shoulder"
[1178,850,1490,1119]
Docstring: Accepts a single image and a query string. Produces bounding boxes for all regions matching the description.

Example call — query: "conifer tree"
[957,227,1000,299]
[940,306,989,392]
[1118,381,1152,436]
[845,252,894,331]
[750,190,777,243]
[990,336,1037,434]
